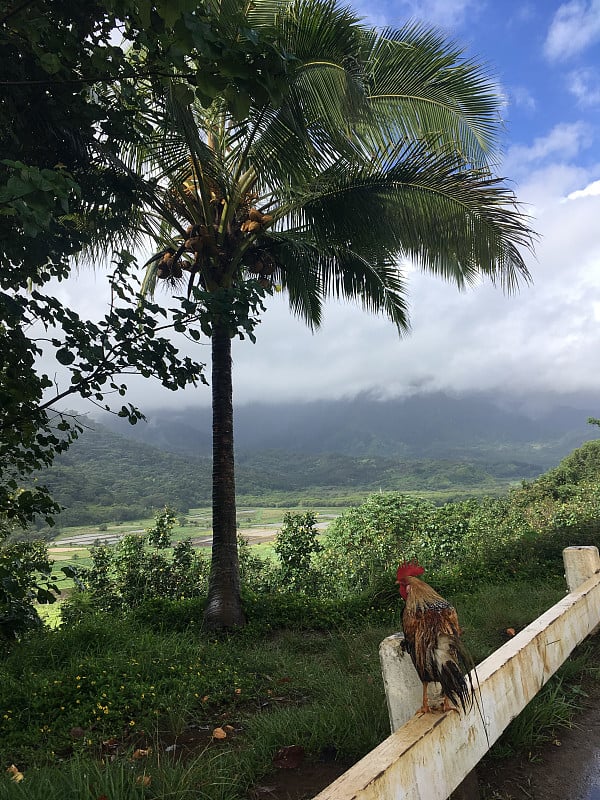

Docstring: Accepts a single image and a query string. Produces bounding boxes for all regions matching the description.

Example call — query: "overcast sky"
[48,0,600,413]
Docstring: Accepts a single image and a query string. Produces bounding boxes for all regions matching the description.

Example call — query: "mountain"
[37,422,213,526]
[101,391,598,468]
[33,392,598,528]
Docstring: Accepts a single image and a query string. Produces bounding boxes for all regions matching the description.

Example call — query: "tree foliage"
[116,0,536,628]
[63,507,209,622]
[1,0,288,533]
[0,0,293,622]
[316,438,600,599]
[274,511,322,588]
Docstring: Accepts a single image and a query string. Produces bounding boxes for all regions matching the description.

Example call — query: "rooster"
[396,560,474,715]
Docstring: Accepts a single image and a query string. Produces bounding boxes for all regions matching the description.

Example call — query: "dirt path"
[477,678,600,800]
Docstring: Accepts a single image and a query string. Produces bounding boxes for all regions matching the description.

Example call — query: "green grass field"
[11,577,598,800]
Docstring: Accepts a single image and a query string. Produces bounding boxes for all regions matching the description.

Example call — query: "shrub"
[413,500,478,569]
[273,511,322,592]
[130,596,206,631]
[238,534,277,592]
[317,493,434,596]
[63,507,209,621]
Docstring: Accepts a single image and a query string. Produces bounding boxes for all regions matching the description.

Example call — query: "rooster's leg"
[417,682,431,714]
[441,696,459,715]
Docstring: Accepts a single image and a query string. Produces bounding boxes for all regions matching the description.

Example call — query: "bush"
[62,507,209,621]
[238,534,278,592]
[305,461,600,600]
[242,589,396,633]
[413,500,478,569]
[317,493,434,596]
[130,596,206,631]
[273,511,322,592]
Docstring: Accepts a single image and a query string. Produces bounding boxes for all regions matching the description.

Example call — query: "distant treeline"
[27,417,556,529]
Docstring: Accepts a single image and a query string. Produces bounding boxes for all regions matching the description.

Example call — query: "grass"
[453,578,568,663]
[50,507,346,543]
[0,615,393,799]
[3,573,594,800]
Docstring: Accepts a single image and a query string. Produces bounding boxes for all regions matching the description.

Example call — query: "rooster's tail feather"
[440,660,474,713]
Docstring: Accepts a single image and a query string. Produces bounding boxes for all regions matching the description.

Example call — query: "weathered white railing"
[313,546,600,800]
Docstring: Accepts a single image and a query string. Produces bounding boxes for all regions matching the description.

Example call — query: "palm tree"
[130,0,534,629]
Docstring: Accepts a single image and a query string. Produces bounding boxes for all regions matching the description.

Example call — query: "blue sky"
[50,0,600,412]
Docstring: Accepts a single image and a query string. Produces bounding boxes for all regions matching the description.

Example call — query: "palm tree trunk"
[203,317,245,629]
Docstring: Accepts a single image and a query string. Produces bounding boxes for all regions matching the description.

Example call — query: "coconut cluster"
[155,180,276,286]
[240,207,274,233]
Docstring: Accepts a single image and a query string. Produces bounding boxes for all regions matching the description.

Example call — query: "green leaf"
[38,53,62,74]
[156,0,188,28]
[55,348,75,365]
[172,82,195,107]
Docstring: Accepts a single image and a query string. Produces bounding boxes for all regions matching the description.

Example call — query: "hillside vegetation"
[104,392,597,464]
[33,413,558,529]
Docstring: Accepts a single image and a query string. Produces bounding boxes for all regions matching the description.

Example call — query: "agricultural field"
[43,507,345,595]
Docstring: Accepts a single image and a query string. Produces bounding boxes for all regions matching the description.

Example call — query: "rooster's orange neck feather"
[404,577,448,611]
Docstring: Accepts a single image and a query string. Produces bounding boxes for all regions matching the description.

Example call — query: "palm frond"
[359,22,503,168]
[296,141,534,294]
[246,0,296,26]
[249,230,409,330]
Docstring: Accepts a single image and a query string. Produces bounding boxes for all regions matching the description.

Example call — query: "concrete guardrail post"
[378,634,482,799]
[564,545,600,634]
[564,545,600,591]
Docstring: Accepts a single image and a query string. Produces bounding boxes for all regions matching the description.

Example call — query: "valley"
[30,392,599,535]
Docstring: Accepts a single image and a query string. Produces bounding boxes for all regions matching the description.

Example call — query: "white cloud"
[41,150,600,414]
[407,0,482,29]
[223,161,600,404]
[502,122,593,178]
[568,67,600,107]
[353,0,482,31]
[510,86,537,114]
[566,177,600,199]
[544,0,600,61]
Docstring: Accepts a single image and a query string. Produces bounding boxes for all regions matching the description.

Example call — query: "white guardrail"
[313,546,600,800]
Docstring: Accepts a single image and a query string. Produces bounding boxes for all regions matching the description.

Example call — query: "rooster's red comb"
[396,560,425,582]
